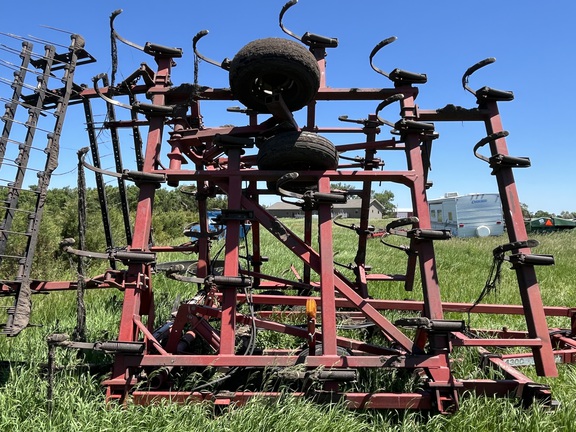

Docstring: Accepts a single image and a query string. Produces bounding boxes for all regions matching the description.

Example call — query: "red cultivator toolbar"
[2,2,575,414]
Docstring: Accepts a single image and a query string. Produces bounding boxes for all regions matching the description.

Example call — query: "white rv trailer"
[428,193,504,237]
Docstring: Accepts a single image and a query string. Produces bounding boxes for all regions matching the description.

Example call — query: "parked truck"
[429,193,504,237]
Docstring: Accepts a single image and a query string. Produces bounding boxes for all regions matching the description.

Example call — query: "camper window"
[448,211,453,221]
[431,209,436,219]
[437,210,443,222]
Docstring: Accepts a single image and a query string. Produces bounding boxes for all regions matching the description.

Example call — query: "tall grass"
[0,220,575,430]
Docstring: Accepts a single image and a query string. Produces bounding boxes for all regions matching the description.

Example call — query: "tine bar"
[3,33,87,336]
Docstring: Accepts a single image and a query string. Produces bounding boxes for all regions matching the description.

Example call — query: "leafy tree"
[330,182,359,198]
[559,211,576,219]
[372,190,395,217]
[533,210,554,218]
[207,195,228,210]
[520,203,531,218]
[330,182,354,191]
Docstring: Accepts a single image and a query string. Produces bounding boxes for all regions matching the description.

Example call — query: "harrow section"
[3,3,576,414]
[0,32,94,335]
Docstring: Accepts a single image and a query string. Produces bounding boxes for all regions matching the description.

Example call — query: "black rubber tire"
[257,131,338,171]
[229,38,320,113]
[258,131,338,192]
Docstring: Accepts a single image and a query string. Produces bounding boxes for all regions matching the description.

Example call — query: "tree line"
[520,203,576,219]
[0,183,397,281]
[0,185,225,281]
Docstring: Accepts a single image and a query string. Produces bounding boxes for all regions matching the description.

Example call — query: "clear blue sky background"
[1,0,574,214]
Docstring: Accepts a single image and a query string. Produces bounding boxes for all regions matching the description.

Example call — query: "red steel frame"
[7,31,575,414]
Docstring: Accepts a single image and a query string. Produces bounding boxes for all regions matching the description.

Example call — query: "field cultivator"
[1,2,575,414]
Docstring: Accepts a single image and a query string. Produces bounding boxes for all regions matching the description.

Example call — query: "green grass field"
[1,220,575,431]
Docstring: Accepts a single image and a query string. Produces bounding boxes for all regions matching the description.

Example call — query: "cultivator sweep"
[2,2,576,414]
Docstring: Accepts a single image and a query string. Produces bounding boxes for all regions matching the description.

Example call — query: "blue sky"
[0,1,575,214]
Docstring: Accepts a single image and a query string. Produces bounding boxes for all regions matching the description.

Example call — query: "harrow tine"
[0,58,51,77]
[25,34,70,49]
[0,32,67,51]
[0,96,52,117]
[39,25,75,35]
[0,115,54,134]
[0,76,65,100]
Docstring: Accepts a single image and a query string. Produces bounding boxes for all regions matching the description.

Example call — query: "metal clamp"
[279,0,338,48]
[394,317,465,332]
[207,275,253,289]
[379,217,418,254]
[111,10,182,58]
[213,134,255,151]
[408,228,452,241]
[47,333,145,354]
[369,37,427,84]
[277,172,347,211]
[93,73,176,116]
[182,223,225,240]
[60,238,156,265]
[508,253,555,266]
[81,158,167,185]
[216,209,254,223]
[473,131,531,171]
[383,217,450,240]
[394,119,436,136]
[385,217,419,235]
[332,214,380,236]
[192,30,231,70]
[338,154,383,170]
[462,57,514,103]
[493,240,555,269]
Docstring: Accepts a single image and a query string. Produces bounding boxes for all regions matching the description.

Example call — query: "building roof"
[266,201,301,210]
[267,198,384,211]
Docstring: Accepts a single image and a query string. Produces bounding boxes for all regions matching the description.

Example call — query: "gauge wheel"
[257,131,338,192]
[257,130,338,170]
[229,38,320,113]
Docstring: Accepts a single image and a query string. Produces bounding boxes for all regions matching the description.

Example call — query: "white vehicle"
[428,193,504,237]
